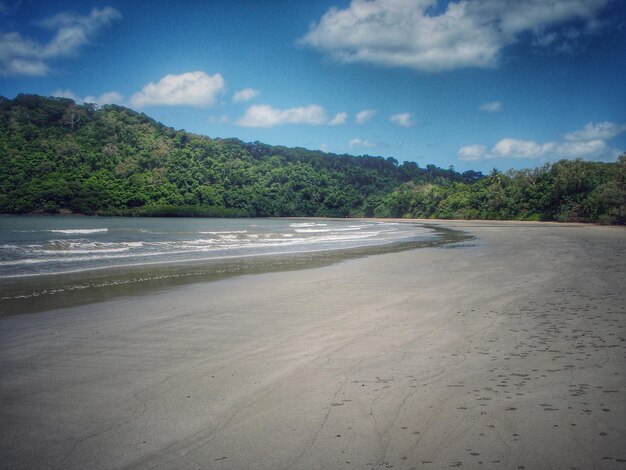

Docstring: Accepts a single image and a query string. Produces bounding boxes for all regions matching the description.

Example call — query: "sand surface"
[1,220,625,469]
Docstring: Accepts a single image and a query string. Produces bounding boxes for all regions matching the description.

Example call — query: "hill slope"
[1,94,624,223]
[0,94,474,217]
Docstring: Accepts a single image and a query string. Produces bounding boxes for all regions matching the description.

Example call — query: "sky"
[1,0,625,172]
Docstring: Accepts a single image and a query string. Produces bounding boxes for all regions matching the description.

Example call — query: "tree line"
[0,94,624,224]
[376,161,625,224]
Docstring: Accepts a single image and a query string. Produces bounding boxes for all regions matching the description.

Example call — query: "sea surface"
[0,216,436,277]
[0,216,459,315]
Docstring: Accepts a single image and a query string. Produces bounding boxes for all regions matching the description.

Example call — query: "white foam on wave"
[293,225,371,233]
[47,228,108,234]
[294,228,333,233]
[198,230,248,235]
[0,248,190,267]
[182,238,222,246]
[289,222,327,228]
[0,220,433,277]
[34,240,144,253]
[1,244,19,250]
[1,229,396,269]
[39,248,130,255]
[67,242,144,250]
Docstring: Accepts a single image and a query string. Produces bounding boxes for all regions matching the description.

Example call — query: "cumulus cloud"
[52,88,80,101]
[492,138,555,159]
[0,6,121,76]
[479,101,502,113]
[564,121,626,142]
[130,71,225,107]
[390,112,415,127]
[52,88,124,106]
[83,91,124,106]
[301,0,610,72]
[233,88,260,103]
[356,109,377,124]
[329,111,348,125]
[349,138,378,148]
[236,104,347,127]
[458,121,625,162]
[457,144,488,162]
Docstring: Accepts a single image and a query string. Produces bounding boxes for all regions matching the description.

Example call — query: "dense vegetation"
[1,94,624,223]
[378,160,625,224]
[0,94,479,218]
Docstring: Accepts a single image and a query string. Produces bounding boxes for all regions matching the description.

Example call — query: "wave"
[289,222,327,228]
[294,228,333,233]
[0,219,433,277]
[46,228,109,234]
[198,230,248,235]
[38,247,131,255]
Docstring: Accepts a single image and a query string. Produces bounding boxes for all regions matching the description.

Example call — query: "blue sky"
[1,0,625,172]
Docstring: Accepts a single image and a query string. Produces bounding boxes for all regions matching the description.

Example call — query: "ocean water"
[0,216,437,278]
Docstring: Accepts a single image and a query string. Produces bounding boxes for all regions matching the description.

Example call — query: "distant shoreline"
[2,212,617,225]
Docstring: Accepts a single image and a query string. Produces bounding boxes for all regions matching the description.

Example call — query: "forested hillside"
[1,94,624,223]
[378,159,625,224]
[0,94,478,217]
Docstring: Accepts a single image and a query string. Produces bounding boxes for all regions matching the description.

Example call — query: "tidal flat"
[0,220,624,469]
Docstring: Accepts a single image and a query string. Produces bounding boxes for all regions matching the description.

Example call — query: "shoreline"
[0,220,470,316]
[3,211,623,226]
[1,220,624,469]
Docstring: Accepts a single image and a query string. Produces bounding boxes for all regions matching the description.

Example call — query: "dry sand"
[1,220,625,469]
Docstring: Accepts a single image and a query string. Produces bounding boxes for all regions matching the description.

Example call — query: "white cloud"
[491,138,555,159]
[83,91,124,106]
[236,104,346,127]
[52,88,80,101]
[564,121,626,141]
[349,138,378,149]
[329,111,348,125]
[52,88,124,106]
[479,101,502,113]
[390,112,415,127]
[130,71,225,108]
[0,7,121,77]
[458,121,624,162]
[356,109,377,124]
[552,139,610,159]
[457,144,488,161]
[492,138,613,160]
[301,0,610,72]
[233,88,260,103]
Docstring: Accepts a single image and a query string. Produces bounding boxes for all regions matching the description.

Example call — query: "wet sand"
[1,220,624,469]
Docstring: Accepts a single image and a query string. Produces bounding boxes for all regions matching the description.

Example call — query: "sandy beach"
[1,220,624,469]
